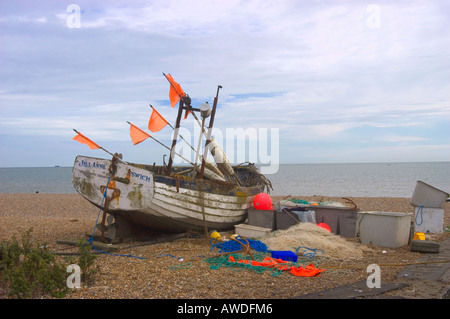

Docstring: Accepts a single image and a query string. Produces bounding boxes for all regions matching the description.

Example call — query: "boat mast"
[166,98,185,175]
[163,73,221,179]
[199,85,222,179]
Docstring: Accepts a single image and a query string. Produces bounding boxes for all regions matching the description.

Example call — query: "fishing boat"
[72,74,272,242]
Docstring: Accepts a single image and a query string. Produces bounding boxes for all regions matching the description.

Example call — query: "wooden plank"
[154,186,250,211]
[155,181,252,204]
[150,197,246,224]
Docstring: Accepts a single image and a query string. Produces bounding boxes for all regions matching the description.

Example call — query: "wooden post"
[100,197,109,242]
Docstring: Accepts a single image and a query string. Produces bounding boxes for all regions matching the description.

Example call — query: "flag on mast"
[148,107,169,132]
[72,130,101,150]
[164,73,186,108]
[129,122,151,145]
[184,108,191,120]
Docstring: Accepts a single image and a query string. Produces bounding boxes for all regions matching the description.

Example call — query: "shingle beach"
[1,193,449,299]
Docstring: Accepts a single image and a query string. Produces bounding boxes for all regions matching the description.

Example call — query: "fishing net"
[206,236,325,277]
[260,223,369,259]
[204,252,324,277]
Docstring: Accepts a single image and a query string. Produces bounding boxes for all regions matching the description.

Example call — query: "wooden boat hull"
[72,155,266,238]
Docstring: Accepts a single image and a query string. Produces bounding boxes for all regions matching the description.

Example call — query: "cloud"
[0,0,449,167]
[375,135,428,143]
[0,15,48,24]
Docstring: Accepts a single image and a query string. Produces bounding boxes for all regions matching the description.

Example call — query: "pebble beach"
[0,193,449,299]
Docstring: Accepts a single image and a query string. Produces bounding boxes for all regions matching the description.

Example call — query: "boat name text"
[78,160,106,170]
[130,171,152,182]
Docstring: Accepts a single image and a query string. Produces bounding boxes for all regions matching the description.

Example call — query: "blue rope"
[85,172,147,260]
[210,236,269,253]
[415,206,424,226]
[296,246,324,259]
[91,246,147,260]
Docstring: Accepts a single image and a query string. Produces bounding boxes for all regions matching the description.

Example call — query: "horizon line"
[1,160,449,169]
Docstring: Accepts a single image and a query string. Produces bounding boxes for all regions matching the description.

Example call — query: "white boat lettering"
[131,171,151,182]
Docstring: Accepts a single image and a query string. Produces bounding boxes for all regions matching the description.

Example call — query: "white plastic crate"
[357,211,412,248]
[234,223,272,238]
[411,180,449,208]
[414,206,444,234]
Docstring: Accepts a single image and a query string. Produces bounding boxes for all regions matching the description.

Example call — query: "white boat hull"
[72,155,267,238]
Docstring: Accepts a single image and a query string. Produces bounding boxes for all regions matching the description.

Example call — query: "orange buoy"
[317,223,331,232]
[253,193,273,210]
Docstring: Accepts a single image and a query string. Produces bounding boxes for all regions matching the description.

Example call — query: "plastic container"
[277,202,359,237]
[413,232,425,240]
[295,210,316,224]
[413,206,444,234]
[313,206,359,238]
[357,211,412,248]
[271,251,298,262]
[247,207,276,230]
[410,180,449,209]
[234,223,272,238]
[276,208,316,230]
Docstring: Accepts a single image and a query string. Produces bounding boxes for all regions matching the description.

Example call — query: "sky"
[1,0,449,171]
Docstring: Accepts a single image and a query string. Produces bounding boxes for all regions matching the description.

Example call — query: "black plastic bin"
[247,207,276,230]
[276,207,316,230]
[312,206,359,237]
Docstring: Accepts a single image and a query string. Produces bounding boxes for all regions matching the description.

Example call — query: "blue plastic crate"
[271,251,298,262]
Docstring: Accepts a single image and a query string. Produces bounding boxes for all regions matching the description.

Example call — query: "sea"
[0,162,449,198]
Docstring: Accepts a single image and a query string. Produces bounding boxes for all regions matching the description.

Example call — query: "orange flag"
[73,131,101,150]
[148,107,169,132]
[184,108,191,120]
[164,73,186,107]
[129,123,151,145]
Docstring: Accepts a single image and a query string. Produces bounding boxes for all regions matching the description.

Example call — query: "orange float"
[253,193,273,210]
